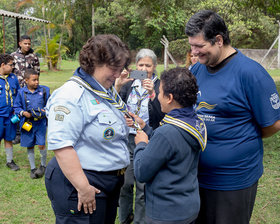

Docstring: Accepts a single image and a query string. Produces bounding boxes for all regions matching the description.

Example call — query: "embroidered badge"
[270,93,280,110]
[90,98,100,105]
[54,105,71,114]
[55,114,64,121]
[70,209,75,214]
[103,128,115,140]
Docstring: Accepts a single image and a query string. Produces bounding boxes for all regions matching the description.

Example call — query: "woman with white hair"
[115,48,165,224]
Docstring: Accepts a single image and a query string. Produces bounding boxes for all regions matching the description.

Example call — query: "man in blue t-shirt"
[185,10,280,224]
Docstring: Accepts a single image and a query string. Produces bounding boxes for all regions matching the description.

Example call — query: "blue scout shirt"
[14,85,50,129]
[46,68,130,171]
[0,73,20,117]
[191,50,280,190]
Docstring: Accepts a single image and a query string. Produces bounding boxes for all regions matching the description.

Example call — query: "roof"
[0,9,50,23]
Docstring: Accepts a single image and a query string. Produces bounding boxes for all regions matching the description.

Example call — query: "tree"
[35,34,69,70]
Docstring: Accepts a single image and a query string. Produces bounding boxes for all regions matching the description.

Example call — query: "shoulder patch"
[54,106,71,114]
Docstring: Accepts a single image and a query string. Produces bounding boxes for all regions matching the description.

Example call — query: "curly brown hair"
[160,67,198,107]
[79,34,131,75]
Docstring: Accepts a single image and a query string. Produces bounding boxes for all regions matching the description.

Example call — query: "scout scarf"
[0,75,13,106]
[133,74,158,115]
[70,68,141,129]
[160,107,207,151]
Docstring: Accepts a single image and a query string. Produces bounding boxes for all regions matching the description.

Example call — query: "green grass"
[0,61,279,223]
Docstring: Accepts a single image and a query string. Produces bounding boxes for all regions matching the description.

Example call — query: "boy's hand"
[135,130,148,145]
[125,112,146,129]
[23,111,32,118]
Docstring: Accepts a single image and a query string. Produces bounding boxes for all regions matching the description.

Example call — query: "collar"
[73,67,108,92]
[206,49,238,73]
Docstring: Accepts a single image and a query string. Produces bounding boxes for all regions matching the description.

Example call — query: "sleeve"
[47,97,84,150]
[13,90,24,116]
[244,64,280,127]
[33,54,40,75]
[133,131,172,183]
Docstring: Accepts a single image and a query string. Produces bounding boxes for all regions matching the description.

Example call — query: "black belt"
[98,167,127,176]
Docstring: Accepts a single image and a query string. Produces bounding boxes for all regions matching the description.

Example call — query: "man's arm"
[262,120,280,138]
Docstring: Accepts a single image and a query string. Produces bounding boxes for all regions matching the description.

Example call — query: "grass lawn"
[0,61,279,223]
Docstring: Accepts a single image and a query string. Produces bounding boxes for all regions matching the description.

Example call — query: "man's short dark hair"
[0,54,14,65]
[24,68,38,79]
[185,10,230,45]
[160,67,198,107]
[20,35,31,42]
[79,34,131,75]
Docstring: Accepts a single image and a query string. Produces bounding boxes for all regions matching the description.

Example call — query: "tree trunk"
[2,16,5,53]
[42,6,53,70]
[92,4,95,37]
[58,11,67,70]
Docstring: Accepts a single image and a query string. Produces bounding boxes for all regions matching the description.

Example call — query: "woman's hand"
[115,69,133,92]
[77,185,101,214]
[135,130,148,144]
[54,147,101,214]
[143,78,154,95]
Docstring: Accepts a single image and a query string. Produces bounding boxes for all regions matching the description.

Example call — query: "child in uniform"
[0,54,20,171]
[128,67,207,224]
[14,68,50,179]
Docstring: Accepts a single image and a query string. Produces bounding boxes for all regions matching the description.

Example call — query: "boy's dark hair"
[24,68,38,79]
[79,34,131,75]
[0,54,14,65]
[20,35,31,42]
[160,67,198,107]
[185,10,230,45]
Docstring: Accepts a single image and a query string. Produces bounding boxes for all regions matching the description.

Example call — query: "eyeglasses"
[7,63,15,67]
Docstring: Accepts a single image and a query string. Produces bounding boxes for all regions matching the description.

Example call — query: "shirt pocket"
[97,112,117,126]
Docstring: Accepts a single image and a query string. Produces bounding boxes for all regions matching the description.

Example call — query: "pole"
[16,18,20,48]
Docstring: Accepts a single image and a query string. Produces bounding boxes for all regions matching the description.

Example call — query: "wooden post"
[160,35,169,70]
[160,35,177,70]
[16,18,20,48]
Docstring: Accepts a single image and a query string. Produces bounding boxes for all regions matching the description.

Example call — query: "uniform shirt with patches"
[11,48,40,87]
[0,73,20,117]
[46,80,130,171]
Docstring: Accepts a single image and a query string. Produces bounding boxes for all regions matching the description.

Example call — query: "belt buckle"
[117,168,126,176]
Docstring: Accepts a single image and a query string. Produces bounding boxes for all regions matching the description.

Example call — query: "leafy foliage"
[35,35,69,69]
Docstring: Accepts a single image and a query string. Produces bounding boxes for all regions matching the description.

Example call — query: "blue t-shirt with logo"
[191,50,280,190]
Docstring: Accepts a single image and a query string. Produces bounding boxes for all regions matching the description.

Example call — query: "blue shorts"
[20,119,47,147]
[0,116,17,141]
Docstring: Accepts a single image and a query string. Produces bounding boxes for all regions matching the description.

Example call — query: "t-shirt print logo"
[270,93,280,110]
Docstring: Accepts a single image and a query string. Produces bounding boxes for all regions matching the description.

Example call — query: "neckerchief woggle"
[0,74,13,106]
[69,68,141,130]
[133,74,158,115]
[160,107,207,151]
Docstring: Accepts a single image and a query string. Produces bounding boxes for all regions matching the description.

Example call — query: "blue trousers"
[118,134,145,224]
[45,157,124,224]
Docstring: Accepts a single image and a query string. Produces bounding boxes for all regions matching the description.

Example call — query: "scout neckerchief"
[133,74,158,115]
[70,68,141,130]
[160,107,207,151]
[0,74,13,106]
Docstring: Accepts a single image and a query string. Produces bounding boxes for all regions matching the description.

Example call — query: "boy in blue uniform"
[0,54,20,171]
[14,69,50,179]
